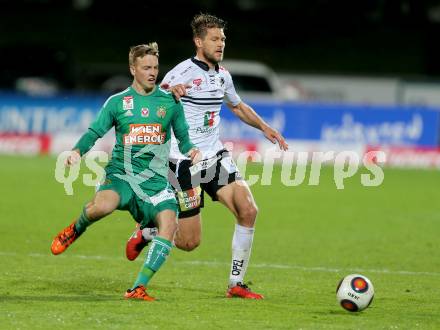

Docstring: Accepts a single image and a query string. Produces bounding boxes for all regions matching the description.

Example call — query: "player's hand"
[165,83,191,101]
[262,126,289,151]
[65,149,81,167]
[188,148,202,165]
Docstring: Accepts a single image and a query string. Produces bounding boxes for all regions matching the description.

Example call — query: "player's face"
[199,28,226,65]
[130,54,159,92]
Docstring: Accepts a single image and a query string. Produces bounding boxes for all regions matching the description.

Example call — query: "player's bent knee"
[87,201,117,220]
[174,235,200,252]
[238,204,258,226]
[176,239,200,252]
[241,204,258,220]
[186,238,200,251]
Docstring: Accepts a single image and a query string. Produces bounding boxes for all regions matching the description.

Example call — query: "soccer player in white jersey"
[126,13,288,299]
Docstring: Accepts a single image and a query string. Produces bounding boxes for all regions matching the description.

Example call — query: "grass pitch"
[0,155,439,329]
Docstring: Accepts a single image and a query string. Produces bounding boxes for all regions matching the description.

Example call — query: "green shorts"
[98,173,178,228]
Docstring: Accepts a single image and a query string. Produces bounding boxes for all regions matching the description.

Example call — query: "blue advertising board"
[0,92,105,134]
[221,102,440,147]
[1,92,439,147]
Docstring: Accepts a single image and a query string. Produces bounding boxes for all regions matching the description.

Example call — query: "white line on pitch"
[0,251,439,277]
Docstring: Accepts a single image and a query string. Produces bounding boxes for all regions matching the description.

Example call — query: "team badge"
[193,78,203,91]
[156,106,166,118]
[141,107,149,117]
[123,96,134,110]
[193,78,203,86]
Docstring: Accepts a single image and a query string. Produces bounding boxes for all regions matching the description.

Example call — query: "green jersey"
[74,85,194,179]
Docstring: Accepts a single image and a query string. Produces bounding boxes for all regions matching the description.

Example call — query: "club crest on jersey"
[141,107,149,117]
[193,78,203,86]
[123,96,134,110]
[156,106,166,118]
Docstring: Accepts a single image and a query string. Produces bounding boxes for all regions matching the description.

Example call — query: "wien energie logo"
[123,124,166,145]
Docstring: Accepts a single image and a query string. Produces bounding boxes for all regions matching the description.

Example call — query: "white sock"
[229,224,254,287]
[141,227,158,241]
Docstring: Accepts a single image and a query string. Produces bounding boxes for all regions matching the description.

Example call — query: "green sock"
[74,208,91,235]
[132,236,172,289]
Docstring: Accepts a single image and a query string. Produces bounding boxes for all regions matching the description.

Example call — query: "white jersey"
[161,57,241,159]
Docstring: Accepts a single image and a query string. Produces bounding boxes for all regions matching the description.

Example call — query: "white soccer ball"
[336,274,374,312]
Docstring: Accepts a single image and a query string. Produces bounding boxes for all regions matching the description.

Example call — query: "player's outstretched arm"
[227,101,289,151]
[65,149,81,166]
[171,102,200,162]
[188,148,202,165]
[71,129,101,158]
[67,98,116,164]
[161,83,191,101]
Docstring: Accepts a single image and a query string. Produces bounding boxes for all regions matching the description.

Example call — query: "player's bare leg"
[155,209,179,241]
[84,190,121,220]
[216,180,258,227]
[216,180,263,299]
[51,190,120,255]
[125,210,177,301]
[174,214,202,251]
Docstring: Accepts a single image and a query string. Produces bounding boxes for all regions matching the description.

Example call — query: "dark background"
[2,0,440,91]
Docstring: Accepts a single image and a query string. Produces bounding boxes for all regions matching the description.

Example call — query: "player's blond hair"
[128,42,159,66]
[191,13,226,39]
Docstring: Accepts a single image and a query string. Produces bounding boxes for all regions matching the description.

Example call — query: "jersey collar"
[191,56,219,73]
[130,84,157,96]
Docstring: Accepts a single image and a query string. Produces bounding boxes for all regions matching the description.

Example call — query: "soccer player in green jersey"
[50,42,200,301]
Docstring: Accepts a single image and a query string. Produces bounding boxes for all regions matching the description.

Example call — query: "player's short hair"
[129,42,159,66]
[191,13,226,39]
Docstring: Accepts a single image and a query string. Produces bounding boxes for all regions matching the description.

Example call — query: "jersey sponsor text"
[123,124,166,145]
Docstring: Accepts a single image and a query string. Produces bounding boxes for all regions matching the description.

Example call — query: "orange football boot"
[124,285,155,301]
[51,222,79,255]
[226,283,264,299]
